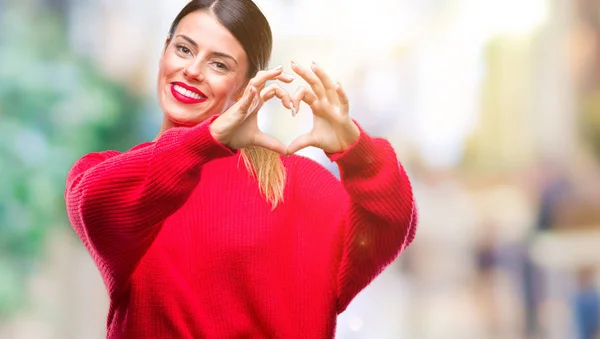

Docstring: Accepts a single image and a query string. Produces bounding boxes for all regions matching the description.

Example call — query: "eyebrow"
[176,34,239,65]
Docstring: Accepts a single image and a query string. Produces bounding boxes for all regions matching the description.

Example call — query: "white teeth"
[174,84,205,100]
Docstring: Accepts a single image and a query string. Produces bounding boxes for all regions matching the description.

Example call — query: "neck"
[154,116,186,142]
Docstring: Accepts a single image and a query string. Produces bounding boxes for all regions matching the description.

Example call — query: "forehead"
[175,11,245,56]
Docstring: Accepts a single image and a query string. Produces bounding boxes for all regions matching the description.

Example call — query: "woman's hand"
[209,66,293,154]
[287,61,361,154]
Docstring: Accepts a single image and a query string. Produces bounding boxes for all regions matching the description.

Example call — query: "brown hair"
[168,0,286,209]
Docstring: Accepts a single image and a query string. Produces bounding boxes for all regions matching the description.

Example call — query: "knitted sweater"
[65,116,417,339]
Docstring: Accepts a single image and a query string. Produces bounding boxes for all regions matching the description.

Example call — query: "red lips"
[171,82,208,104]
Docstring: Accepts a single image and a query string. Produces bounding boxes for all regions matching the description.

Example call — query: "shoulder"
[70,150,118,171]
[68,142,153,179]
[74,142,153,165]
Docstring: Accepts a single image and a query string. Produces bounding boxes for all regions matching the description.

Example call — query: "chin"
[164,102,216,126]
[166,114,206,127]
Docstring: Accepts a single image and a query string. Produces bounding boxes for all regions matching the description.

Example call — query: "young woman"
[65,0,418,338]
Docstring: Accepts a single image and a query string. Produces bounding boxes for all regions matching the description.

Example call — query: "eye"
[176,44,192,56]
[212,61,229,71]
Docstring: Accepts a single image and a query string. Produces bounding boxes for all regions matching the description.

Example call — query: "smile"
[170,82,208,104]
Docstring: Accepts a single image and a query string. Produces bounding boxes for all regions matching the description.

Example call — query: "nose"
[183,60,205,82]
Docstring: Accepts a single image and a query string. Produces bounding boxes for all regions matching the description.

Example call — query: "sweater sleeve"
[326,125,418,313]
[64,116,235,296]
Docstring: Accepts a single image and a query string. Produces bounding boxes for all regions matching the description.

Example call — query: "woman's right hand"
[209,66,293,154]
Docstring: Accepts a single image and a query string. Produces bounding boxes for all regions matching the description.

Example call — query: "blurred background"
[1,0,599,338]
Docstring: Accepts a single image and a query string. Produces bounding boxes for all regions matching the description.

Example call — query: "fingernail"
[275,64,283,70]
[286,73,296,80]
[311,61,317,68]
[291,105,296,117]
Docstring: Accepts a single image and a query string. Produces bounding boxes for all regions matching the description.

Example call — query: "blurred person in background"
[522,161,571,338]
[474,224,501,337]
[63,0,417,338]
[572,266,599,339]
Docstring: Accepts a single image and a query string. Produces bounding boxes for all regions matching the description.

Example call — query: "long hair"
[168,0,286,209]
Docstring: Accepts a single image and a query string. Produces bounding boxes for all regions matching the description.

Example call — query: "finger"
[276,72,295,83]
[260,83,292,109]
[290,87,317,117]
[290,61,325,97]
[253,132,287,155]
[310,62,336,91]
[249,65,284,90]
[334,82,349,113]
[237,85,258,115]
[248,95,262,117]
[287,133,316,154]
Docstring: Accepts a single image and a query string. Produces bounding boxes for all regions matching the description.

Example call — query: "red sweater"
[65,116,417,339]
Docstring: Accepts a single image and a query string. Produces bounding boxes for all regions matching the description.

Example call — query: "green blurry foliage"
[0,4,146,318]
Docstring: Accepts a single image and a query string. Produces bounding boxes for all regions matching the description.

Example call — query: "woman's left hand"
[287,61,361,154]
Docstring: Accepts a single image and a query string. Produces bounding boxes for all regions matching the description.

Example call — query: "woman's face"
[157,11,249,126]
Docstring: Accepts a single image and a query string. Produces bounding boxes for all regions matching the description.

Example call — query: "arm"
[285,61,417,312]
[65,116,235,296]
[327,128,417,313]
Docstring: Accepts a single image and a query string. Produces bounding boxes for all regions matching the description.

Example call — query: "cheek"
[212,77,244,102]
[158,53,179,78]
[157,62,169,91]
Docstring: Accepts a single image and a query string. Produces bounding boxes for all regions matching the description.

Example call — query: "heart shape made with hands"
[230,61,361,156]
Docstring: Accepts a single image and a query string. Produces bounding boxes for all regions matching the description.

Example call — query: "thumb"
[286,133,315,154]
[253,132,287,155]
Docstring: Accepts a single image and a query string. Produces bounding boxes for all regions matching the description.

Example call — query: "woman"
[65,0,417,338]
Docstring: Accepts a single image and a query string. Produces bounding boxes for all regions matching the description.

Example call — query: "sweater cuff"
[325,121,379,168]
[155,114,237,167]
[182,115,238,156]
